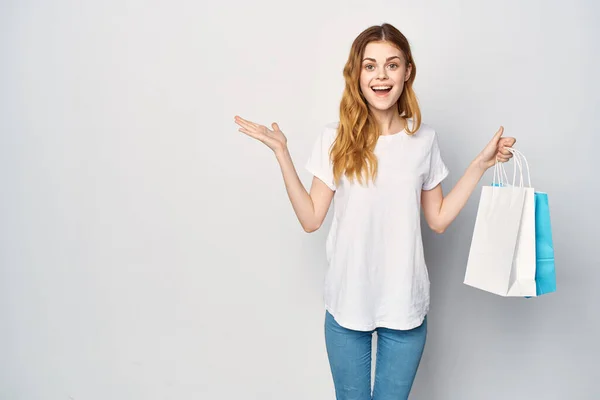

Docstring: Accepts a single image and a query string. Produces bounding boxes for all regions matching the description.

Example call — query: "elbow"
[430,223,446,234]
[427,214,447,234]
[303,221,321,233]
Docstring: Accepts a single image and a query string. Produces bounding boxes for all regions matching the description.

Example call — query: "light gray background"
[1,0,598,399]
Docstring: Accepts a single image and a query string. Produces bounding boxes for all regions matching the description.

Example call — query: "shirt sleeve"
[305,126,337,191]
[422,131,449,190]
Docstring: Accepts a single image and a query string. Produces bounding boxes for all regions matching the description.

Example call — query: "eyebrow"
[362,56,402,63]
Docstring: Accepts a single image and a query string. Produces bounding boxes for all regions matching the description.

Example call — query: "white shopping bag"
[464,149,537,297]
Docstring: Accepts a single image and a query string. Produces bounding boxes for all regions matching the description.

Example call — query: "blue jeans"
[324,310,427,400]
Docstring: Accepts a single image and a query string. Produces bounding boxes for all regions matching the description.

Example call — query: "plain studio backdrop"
[1,0,599,399]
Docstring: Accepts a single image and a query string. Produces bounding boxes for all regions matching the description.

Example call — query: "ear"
[405,63,412,82]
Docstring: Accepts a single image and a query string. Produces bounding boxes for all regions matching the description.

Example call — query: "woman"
[234,23,515,400]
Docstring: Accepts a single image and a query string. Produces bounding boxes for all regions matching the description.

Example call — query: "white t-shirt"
[305,119,449,331]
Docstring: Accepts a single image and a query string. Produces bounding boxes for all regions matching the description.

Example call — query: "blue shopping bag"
[534,192,556,295]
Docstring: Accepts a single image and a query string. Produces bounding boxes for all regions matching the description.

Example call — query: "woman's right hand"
[234,115,333,232]
[234,115,288,155]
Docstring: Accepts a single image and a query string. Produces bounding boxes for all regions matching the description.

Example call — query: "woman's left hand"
[477,126,516,170]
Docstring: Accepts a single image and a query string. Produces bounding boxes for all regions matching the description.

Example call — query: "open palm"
[234,115,287,154]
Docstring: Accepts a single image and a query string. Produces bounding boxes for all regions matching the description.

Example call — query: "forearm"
[275,147,318,232]
[437,157,488,231]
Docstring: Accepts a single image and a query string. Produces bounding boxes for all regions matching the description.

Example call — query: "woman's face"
[359,41,412,112]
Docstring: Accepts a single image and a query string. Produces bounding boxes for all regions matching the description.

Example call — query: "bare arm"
[421,160,486,234]
[422,126,516,234]
[235,116,333,232]
[275,148,334,232]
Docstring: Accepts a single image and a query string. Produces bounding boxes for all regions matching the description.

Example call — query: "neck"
[371,108,406,136]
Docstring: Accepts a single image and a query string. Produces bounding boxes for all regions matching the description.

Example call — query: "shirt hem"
[324,304,427,331]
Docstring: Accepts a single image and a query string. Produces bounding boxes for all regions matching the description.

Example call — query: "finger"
[491,126,504,143]
[234,115,256,126]
[235,116,260,129]
[234,117,258,130]
[499,137,516,148]
[238,127,255,137]
[233,116,248,128]
[272,122,280,131]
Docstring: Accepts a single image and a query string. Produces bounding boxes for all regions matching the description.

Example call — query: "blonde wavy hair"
[331,23,422,186]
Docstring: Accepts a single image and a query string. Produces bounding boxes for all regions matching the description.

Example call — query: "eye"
[365,64,374,71]
[388,63,398,69]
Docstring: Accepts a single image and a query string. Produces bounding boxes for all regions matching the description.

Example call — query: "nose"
[377,66,388,80]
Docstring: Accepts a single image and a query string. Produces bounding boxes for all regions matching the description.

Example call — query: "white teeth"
[372,86,392,90]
